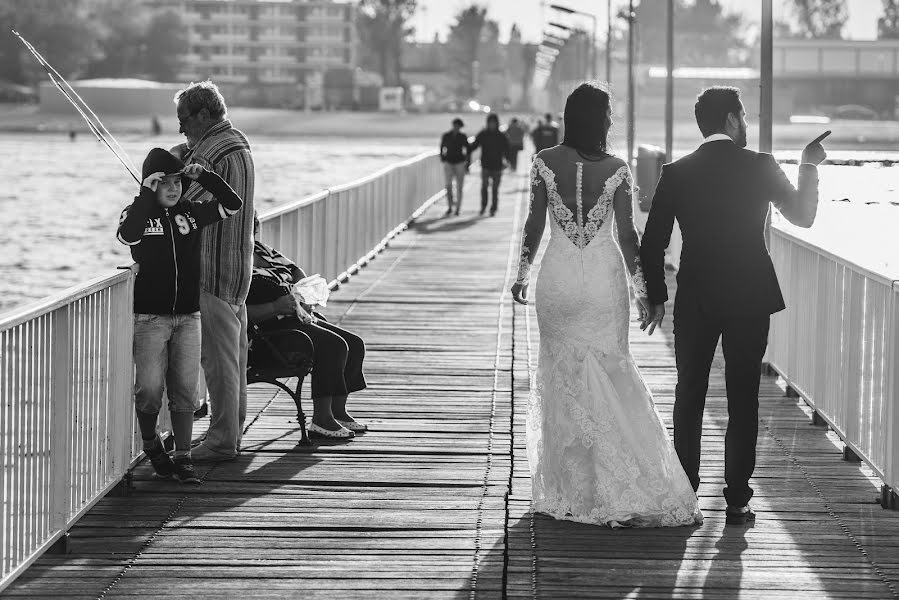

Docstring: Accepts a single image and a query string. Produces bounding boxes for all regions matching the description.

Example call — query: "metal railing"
[0,150,444,590]
[767,225,899,501]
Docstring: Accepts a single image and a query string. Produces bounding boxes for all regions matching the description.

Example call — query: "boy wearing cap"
[439,117,472,216]
[117,148,242,484]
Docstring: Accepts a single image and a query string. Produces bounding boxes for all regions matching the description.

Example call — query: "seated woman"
[246,215,367,439]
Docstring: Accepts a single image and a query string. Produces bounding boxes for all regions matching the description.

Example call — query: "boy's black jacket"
[117,169,242,315]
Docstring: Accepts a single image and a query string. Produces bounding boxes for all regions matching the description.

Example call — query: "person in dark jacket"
[531,113,560,153]
[470,113,510,216]
[640,86,826,525]
[117,148,242,484]
[439,117,472,216]
[505,117,527,173]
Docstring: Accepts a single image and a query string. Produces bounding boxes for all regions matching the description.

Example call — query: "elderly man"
[172,81,254,462]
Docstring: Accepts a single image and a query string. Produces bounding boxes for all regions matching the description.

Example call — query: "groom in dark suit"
[640,86,828,525]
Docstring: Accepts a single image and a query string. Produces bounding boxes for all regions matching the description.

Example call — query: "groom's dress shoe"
[725,505,756,525]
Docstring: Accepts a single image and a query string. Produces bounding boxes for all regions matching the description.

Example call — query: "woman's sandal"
[308,422,355,439]
[336,419,368,433]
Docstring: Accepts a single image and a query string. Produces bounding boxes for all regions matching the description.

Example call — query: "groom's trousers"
[672,299,770,508]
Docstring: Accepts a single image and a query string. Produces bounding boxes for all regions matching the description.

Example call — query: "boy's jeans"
[199,291,248,457]
[133,313,201,415]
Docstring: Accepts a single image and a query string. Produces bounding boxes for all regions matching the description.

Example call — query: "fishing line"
[12,30,141,184]
[15,31,140,177]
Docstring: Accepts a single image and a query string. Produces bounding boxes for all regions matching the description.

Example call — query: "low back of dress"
[531,154,633,356]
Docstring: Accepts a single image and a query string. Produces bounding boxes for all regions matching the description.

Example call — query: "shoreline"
[2,105,899,152]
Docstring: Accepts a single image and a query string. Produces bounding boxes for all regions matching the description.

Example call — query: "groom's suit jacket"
[640,138,819,319]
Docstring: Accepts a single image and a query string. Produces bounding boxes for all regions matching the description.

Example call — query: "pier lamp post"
[549,3,598,80]
[618,2,637,166]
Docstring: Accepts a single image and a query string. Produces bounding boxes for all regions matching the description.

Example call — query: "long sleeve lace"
[613,166,648,298]
[516,161,548,285]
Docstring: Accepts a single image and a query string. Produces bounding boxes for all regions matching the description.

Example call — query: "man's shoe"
[145,435,175,479]
[489,210,497,217]
[190,443,237,463]
[172,456,201,484]
[444,208,453,216]
[454,209,460,216]
[725,505,756,525]
[479,208,486,216]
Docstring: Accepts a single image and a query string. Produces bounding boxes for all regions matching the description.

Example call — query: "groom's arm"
[640,165,677,305]
[762,153,818,228]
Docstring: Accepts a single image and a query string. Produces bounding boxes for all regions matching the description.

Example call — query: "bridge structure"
[1,151,898,598]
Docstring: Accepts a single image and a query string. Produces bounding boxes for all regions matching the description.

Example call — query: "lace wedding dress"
[516,152,702,528]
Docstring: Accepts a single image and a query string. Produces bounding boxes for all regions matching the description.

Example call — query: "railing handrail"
[0,267,134,331]
[771,221,897,285]
[261,150,438,220]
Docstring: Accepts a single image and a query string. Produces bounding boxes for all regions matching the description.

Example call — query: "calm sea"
[0,134,895,315]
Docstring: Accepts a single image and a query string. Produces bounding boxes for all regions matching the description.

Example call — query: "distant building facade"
[148,0,357,108]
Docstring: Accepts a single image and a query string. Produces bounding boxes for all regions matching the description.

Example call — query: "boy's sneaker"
[145,436,175,479]
[172,455,201,484]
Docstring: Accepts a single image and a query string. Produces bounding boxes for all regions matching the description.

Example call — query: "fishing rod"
[12,30,141,184]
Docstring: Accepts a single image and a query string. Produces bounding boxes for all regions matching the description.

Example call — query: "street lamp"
[618,2,636,166]
[549,3,597,80]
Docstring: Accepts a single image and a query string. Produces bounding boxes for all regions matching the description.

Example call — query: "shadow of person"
[470,512,700,598]
[701,524,750,598]
[412,214,483,235]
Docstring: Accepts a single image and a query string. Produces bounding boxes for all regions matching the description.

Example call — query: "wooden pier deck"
[5,175,899,599]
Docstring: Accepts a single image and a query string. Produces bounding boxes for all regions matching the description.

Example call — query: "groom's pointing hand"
[801,130,830,166]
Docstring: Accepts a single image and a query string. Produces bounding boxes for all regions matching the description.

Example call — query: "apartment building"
[151,0,356,107]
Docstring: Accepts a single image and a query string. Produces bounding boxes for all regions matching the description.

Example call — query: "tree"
[786,0,847,39]
[143,10,189,81]
[878,0,899,39]
[0,0,97,85]
[507,24,537,109]
[635,0,747,66]
[85,0,150,78]
[446,4,500,97]
[356,0,417,86]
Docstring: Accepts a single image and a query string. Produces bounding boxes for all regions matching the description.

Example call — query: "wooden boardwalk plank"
[6,174,899,599]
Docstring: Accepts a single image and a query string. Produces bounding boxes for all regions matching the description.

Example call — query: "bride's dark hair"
[562,82,612,157]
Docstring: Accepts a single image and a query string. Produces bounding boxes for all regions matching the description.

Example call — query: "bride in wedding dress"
[511,83,702,528]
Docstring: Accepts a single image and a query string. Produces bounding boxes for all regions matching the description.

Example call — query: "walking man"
[172,81,255,462]
[470,113,510,217]
[640,86,827,524]
[439,117,471,216]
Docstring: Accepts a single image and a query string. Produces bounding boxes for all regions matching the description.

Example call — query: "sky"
[411,0,882,44]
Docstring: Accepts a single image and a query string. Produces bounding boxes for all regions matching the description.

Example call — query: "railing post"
[48,306,73,540]
[109,272,134,477]
[884,281,899,507]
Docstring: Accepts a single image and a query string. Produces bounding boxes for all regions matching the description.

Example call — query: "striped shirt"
[181,120,255,305]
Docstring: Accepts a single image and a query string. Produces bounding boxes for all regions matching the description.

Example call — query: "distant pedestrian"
[470,113,510,217]
[439,117,472,216]
[505,117,526,173]
[172,81,255,462]
[151,115,162,136]
[531,112,560,153]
